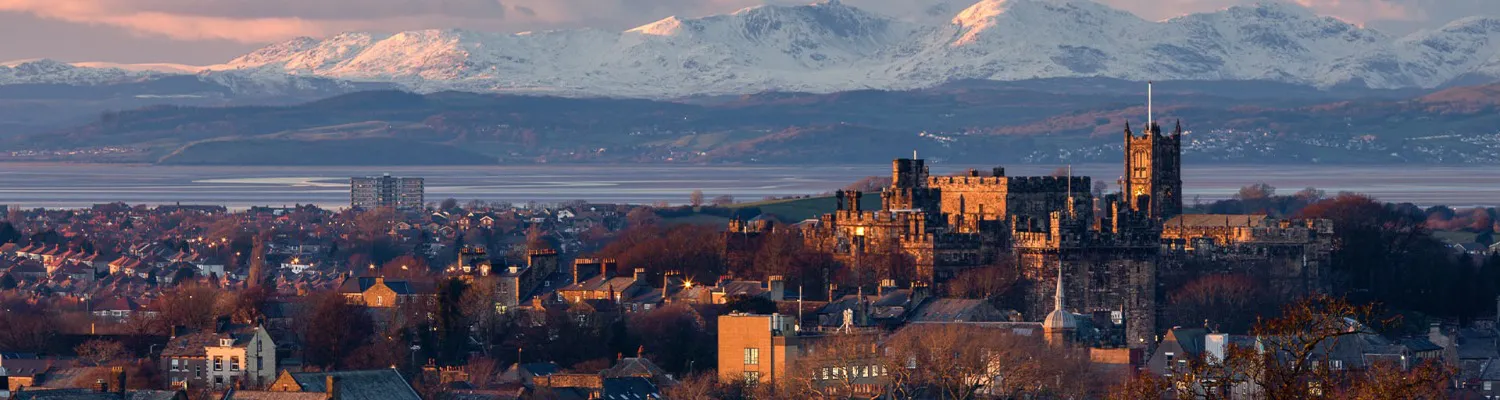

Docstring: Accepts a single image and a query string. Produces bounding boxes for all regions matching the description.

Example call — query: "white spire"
[1054,259,1065,311]
[1043,258,1076,332]
[1147,81,1153,128]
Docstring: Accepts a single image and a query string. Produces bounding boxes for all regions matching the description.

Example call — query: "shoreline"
[0,163,1497,210]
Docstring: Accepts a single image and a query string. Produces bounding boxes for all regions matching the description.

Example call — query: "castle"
[729,119,1333,349]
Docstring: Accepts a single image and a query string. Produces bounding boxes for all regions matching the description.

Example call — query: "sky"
[0,0,1493,64]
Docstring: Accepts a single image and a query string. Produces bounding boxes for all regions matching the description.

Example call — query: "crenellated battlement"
[928,175,1008,186]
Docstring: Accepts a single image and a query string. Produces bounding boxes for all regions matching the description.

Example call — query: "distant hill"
[157,138,495,166]
[12,81,1500,165]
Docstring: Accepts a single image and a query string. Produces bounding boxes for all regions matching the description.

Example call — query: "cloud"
[0,0,1487,45]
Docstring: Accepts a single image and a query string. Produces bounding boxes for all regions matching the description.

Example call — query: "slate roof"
[600,377,658,400]
[1401,337,1444,353]
[11,389,182,400]
[161,332,219,357]
[1166,328,1210,356]
[1480,359,1500,381]
[336,277,431,295]
[716,281,768,298]
[288,369,421,400]
[0,356,65,377]
[223,391,329,400]
[601,358,668,381]
[561,275,640,295]
[906,299,1001,322]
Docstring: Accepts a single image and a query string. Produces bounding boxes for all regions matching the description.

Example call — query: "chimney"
[95,379,109,393]
[878,279,896,297]
[375,276,385,285]
[115,366,126,395]
[768,276,785,302]
[326,376,341,399]
[633,268,646,282]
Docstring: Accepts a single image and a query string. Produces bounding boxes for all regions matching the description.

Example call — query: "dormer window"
[220,338,233,347]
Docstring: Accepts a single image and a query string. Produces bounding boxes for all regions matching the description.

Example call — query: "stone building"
[1162,214,1333,298]
[726,117,1333,350]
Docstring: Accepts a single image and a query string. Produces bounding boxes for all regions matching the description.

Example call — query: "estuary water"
[0,163,1495,209]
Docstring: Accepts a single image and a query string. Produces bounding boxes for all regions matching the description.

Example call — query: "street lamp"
[410,344,420,368]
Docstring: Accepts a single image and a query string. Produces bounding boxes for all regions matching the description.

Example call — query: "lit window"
[744,348,759,365]
[213,356,223,371]
[743,371,760,384]
[1486,382,1493,391]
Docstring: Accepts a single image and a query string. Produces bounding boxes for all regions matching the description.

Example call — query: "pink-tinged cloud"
[0,0,323,42]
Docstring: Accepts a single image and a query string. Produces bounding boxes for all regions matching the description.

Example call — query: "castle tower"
[1123,119,1183,221]
[891,158,928,189]
[1042,261,1076,347]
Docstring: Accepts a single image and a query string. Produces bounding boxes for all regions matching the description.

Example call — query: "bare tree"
[1234,183,1277,200]
[75,340,127,366]
[690,190,705,207]
[946,262,1020,301]
[885,324,1095,399]
[1113,295,1452,400]
[784,333,885,399]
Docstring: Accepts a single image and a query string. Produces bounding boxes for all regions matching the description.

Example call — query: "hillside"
[156,138,495,166]
[11,81,1500,165]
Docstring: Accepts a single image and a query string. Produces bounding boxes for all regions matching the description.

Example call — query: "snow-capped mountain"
[0,58,391,97]
[9,0,1500,98]
[0,59,170,85]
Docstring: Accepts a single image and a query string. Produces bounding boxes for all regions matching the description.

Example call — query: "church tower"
[1122,118,1183,221]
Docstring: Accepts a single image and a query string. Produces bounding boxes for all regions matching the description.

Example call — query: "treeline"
[1188,185,1500,329]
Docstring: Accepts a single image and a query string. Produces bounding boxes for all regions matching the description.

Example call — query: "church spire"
[1043,259,1076,346]
[1054,259,1065,312]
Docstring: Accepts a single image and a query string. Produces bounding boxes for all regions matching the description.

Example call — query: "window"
[213,356,223,371]
[375,295,384,307]
[171,359,180,371]
[1331,360,1344,370]
[744,348,760,365]
[743,371,760,384]
[230,356,240,371]
[1486,382,1493,391]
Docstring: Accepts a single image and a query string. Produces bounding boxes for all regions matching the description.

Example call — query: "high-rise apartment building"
[350,174,425,210]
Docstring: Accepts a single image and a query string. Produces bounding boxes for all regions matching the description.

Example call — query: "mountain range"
[10,78,1499,165]
[4,0,1500,98]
